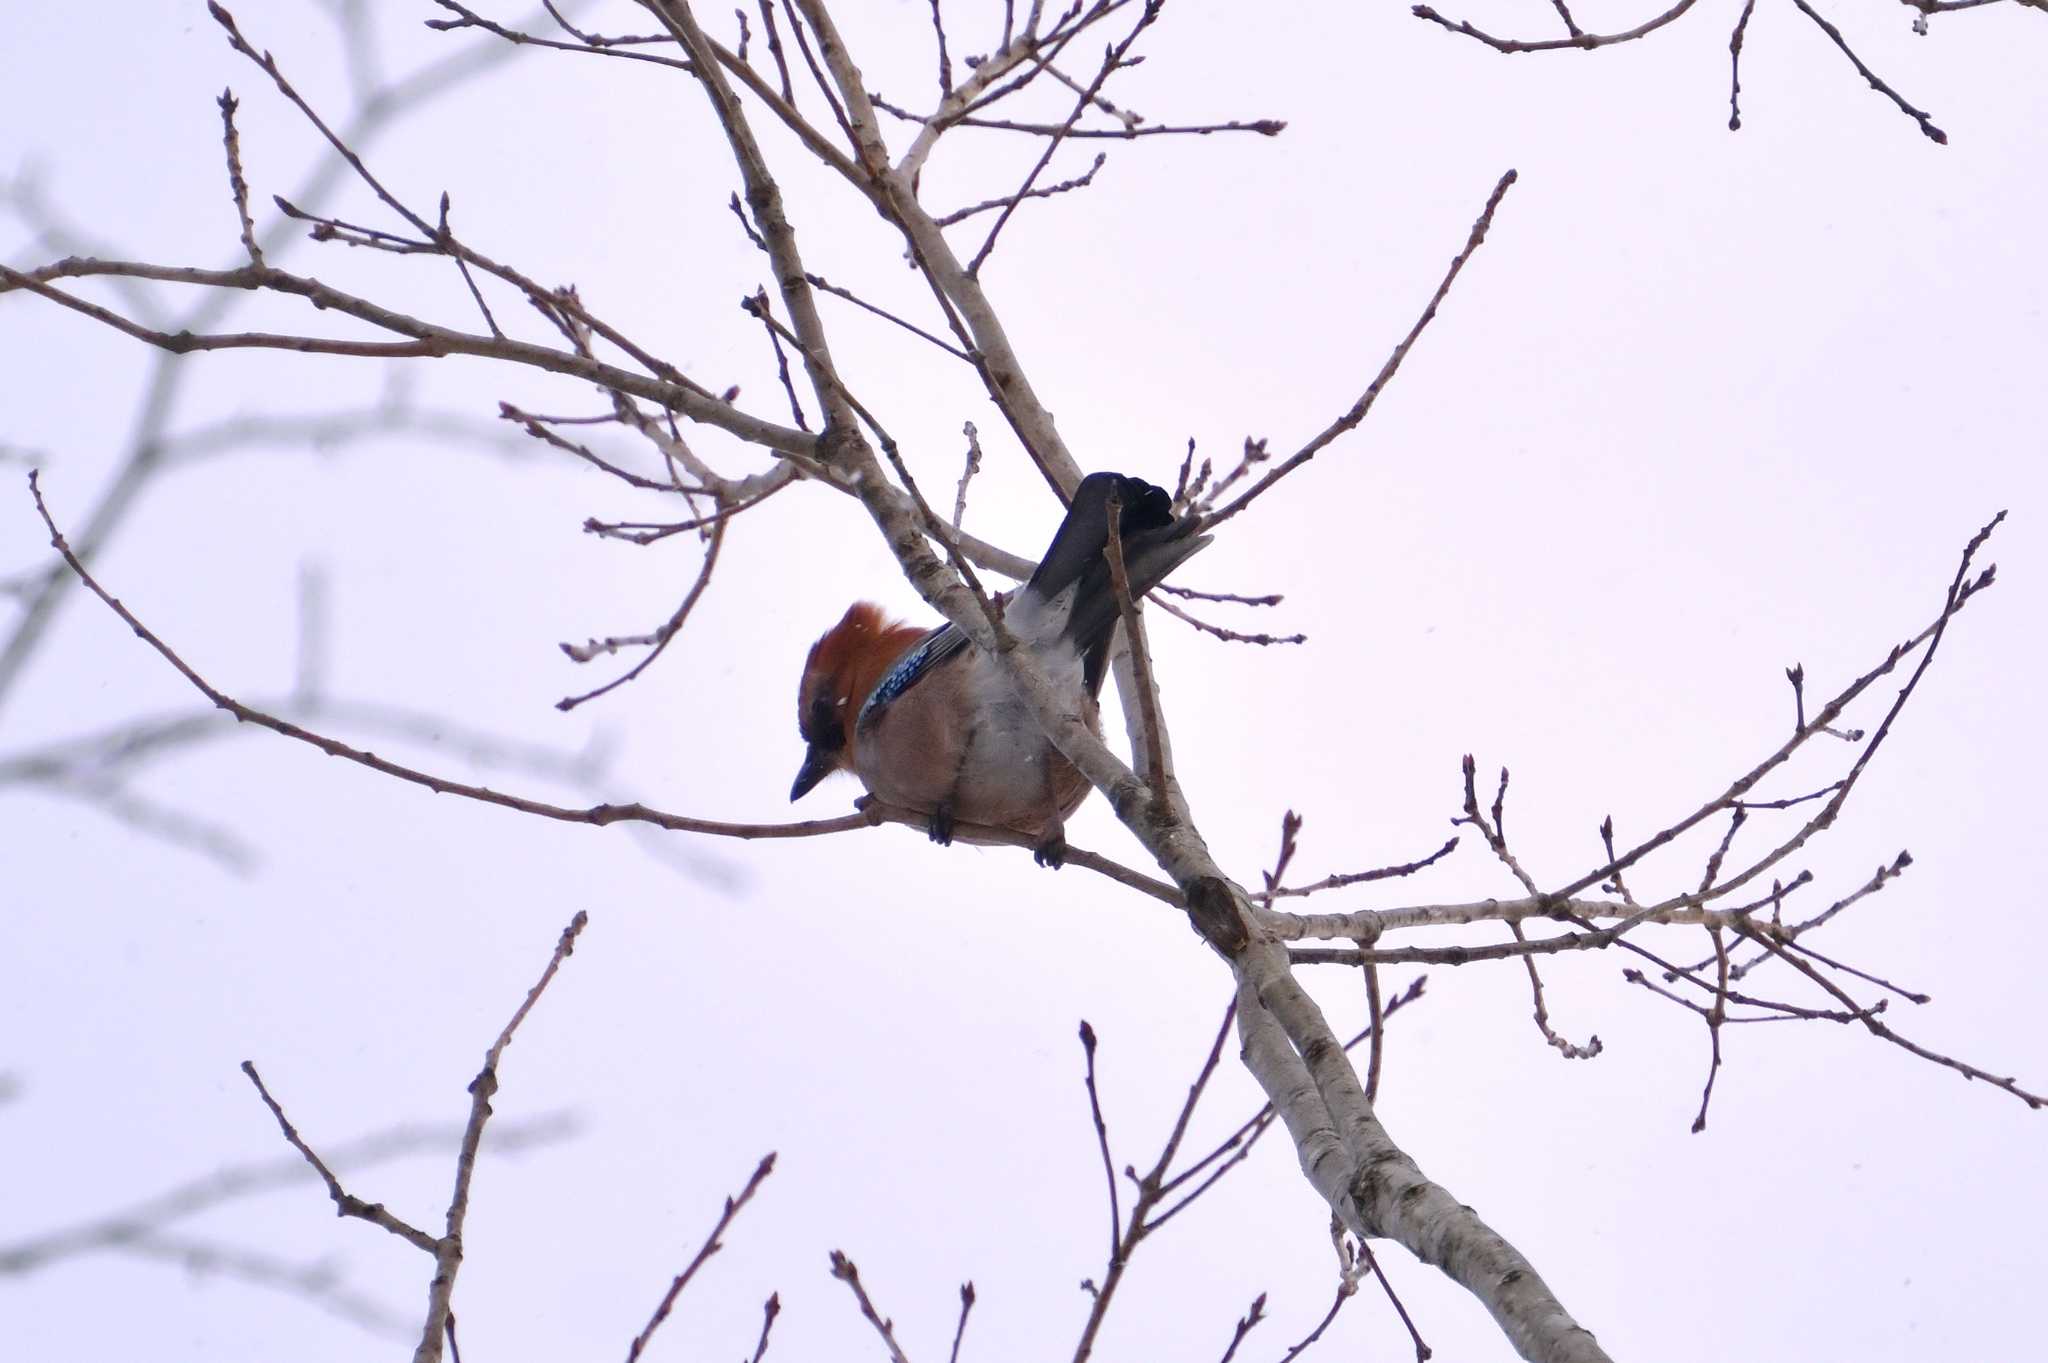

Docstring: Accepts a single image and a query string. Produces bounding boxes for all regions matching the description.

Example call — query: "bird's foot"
[927,803,955,847]
[1033,832,1068,869]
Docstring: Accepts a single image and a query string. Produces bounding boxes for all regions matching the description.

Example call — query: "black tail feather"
[1026,472,1209,695]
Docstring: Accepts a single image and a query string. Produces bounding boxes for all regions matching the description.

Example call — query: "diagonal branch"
[414,910,590,1363]
[625,1154,778,1362]
[1201,169,1517,531]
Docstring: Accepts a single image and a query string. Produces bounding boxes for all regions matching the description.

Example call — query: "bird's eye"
[803,694,845,749]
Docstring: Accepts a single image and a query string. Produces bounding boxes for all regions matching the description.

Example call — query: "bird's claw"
[1033,833,1068,869]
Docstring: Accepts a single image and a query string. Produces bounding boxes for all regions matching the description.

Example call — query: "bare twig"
[928,0,953,92]
[437,192,503,338]
[1261,835,1460,902]
[0,12,549,712]
[1412,0,1699,52]
[1077,1021,1122,1267]
[935,152,1106,226]
[745,284,813,432]
[1277,1278,1356,1362]
[1215,1292,1267,1362]
[827,1252,913,1363]
[29,469,865,842]
[968,6,1159,272]
[1692,927,1730,1132]
[416,910,591,1363]
[749,1294,782,1363]
[754,0,795,99]
[1159,585,1284,607]
[626,1154,779,1363]
[1728,0,1759,130]
[0,259,805,453]
[1363,961,1387,1102]
[804,271,972,361]
[1154,597,1307,647]
[427,2,697,72]
[216,89,264,266]
[1203,170,1516,530]
[1788,0,1947,142]
[951,421,983,528]
[1737,924,2042,1107]
[947,1282,975,1363]
[911,113,1286,139]
[237,1064,438,1253]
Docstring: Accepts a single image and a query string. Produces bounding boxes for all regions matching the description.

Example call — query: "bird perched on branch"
[791,472,1209,867]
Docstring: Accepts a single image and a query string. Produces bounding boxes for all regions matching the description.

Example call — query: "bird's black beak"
[790,745,837,802]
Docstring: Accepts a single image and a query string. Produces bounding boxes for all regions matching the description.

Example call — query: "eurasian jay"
[790,472,1209,866]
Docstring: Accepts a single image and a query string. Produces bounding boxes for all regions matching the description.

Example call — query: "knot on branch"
[1184,876,1250,954]
[817,419,863,472]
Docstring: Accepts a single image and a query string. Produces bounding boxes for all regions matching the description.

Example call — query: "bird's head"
[791,601,915,801]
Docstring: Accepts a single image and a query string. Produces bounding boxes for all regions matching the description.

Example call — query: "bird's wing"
[855,622,970,733]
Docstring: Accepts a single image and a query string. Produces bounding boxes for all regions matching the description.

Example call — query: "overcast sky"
[4,3,2045,1361]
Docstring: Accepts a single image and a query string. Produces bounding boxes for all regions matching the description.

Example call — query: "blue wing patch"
[857,624,967,733]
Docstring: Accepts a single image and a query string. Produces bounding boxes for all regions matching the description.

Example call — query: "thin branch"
[1788,0,1947,142]
[1261,835,1460,902]
[216,2,724,395]
[1215,1292,1267,1363]
[0,3,549,715]
[827,1252,914,1363]
[0,258,810,454]
[1363,961,1386,1103]
[1411,0,1699,52]
[951,421,983,528]
[557,486,728,711]
[805,271,972,361]
[1728,0,1759,130]
[625,1154,779,1363]
[968,8,1159,272]
[437,192,503,338]
[426,2,698,72]
[1276,1278,1356,1362]
[237,1064,439,1254]
[934,152,1105,226]
[919,113,1285,139]
[746,284,814,433]
[947,1283,975,1363]
[216,89,264,266]
[1692,927,1730,1132]
[1780,937,1929,1005]
[417,910,592,1363]
[1202,170,1516,530]
[26,470,868,840]
[1154,596,1307,647]
[749,1294,782,1363]
[1737,924,2043,1108]
[1160,585,1284,607]
[928,0,954,92]
[1077,1022,1122,1267]
[1720,851,1908,978]
[755,0,795,100]
[775,0,855,147]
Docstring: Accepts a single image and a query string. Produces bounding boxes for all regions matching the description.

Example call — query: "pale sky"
[4,3,2045,1361]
